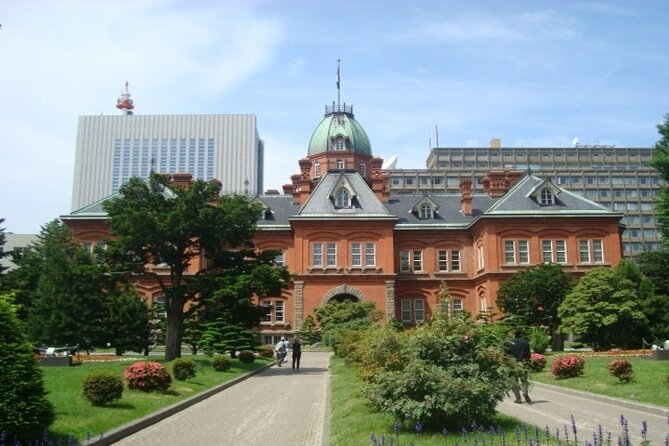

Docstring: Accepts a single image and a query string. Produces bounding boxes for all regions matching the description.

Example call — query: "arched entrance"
[321,284,366,305]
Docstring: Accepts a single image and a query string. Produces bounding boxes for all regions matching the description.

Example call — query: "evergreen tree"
[0,293,54,442]
[295,314,321,345]
[106,289,152,355]
[633,250,669,341]
[26,221,110,347]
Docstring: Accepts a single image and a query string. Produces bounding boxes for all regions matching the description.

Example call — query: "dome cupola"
[307,103,372,157]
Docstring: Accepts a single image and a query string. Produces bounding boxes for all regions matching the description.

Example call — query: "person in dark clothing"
[505,330,532,404]
[291,336,302,370]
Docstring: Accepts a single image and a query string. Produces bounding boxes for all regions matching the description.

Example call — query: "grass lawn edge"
[81,361,274,446]
[530,381,669,418]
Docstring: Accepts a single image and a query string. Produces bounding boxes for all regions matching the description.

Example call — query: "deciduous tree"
[103,174,289,360]
[496,263,573,351]
[651,114,669,245]
[558,261,648,350]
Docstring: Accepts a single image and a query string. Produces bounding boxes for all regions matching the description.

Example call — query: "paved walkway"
[497,382,669,445]
[105,352,669,446]
[110,351,332,446]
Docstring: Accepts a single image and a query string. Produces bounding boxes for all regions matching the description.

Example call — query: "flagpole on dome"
[336,59,341,111]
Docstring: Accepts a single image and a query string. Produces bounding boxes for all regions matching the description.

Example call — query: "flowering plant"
[551,354,585,379]
[124,361,171,392]
[528,353,547,372]
[608,359,633,382]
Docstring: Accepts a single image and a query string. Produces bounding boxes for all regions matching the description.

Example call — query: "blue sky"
[1,0,668,234]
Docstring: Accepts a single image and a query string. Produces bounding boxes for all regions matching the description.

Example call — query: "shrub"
[528,353,547,372]
[551,354,585,379]
[258,344,275,358]
[171,358,197,381]
[608,359,633,382]
[529,327,550,354]
[238,350,256,363]
[124,361,171,392]
[0,294,54,442]
[82,372,124,406]
[360,314,516,428]
[212,353,232,371]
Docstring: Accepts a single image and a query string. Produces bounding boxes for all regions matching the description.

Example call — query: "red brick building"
[63,104,624,344]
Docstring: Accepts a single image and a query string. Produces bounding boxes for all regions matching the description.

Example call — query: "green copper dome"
[307,104,372,156]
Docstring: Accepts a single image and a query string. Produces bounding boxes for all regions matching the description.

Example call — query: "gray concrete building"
[388,140,662,257]
[0,233,37,271]
[71,84,263,210]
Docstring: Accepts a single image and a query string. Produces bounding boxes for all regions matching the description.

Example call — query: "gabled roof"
[294,172,393,220]
[485,174,618,216]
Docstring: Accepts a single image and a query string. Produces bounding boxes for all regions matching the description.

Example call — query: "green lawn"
[530,355,669,407]
[42,355,271,442]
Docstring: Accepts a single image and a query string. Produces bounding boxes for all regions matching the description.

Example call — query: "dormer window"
[540,188,555,206]
[335,188,351,208]
[419,203,434,219]
[411,196,439,220]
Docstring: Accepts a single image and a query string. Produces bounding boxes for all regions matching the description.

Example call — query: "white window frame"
[453,298,463,312]
[274,250,285,267]
[314,162,321,178]
[419,203,433,219]
[261,299,272,322]
[579,239,603,264]
[437,249,461,272]
[504,240,529,264]
[326,242,337,267]
[312,242,323,267]
[540,188,555,205]
[274,300,285,323]
[335,188,350,208]
[400,298,426,323]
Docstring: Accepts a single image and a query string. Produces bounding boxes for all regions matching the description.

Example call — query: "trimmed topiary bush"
[0,294,54,443]
[238,350,256,363]
[124,361,172,392]
[551,354,585,379]
[82,372,124,406]
[608,359,633,382]
[212,353,232,371]
[172,358,197,381]
[528,353,547,372]
[258,344,275,358]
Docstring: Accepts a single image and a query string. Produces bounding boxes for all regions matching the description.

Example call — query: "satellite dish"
[572,137,580,147]
[382,155,398,170]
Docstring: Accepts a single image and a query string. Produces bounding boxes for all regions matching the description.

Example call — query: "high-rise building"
[387,141,662,257]
[70,83,263,210]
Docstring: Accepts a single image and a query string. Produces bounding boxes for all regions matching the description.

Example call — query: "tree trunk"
[551,330,564,351]
[165,296,185,360]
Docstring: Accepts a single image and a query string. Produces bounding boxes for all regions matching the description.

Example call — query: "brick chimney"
[170,173,193,189]
[460,178,473,216]
[481,170,525,197]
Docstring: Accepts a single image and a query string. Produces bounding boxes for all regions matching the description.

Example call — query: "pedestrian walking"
[505,330,532,404]
[291,336,302,370]
[275,336,287,367]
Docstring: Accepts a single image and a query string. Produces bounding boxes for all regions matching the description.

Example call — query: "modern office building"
[71,84,263,211]
[387,140,661,257]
